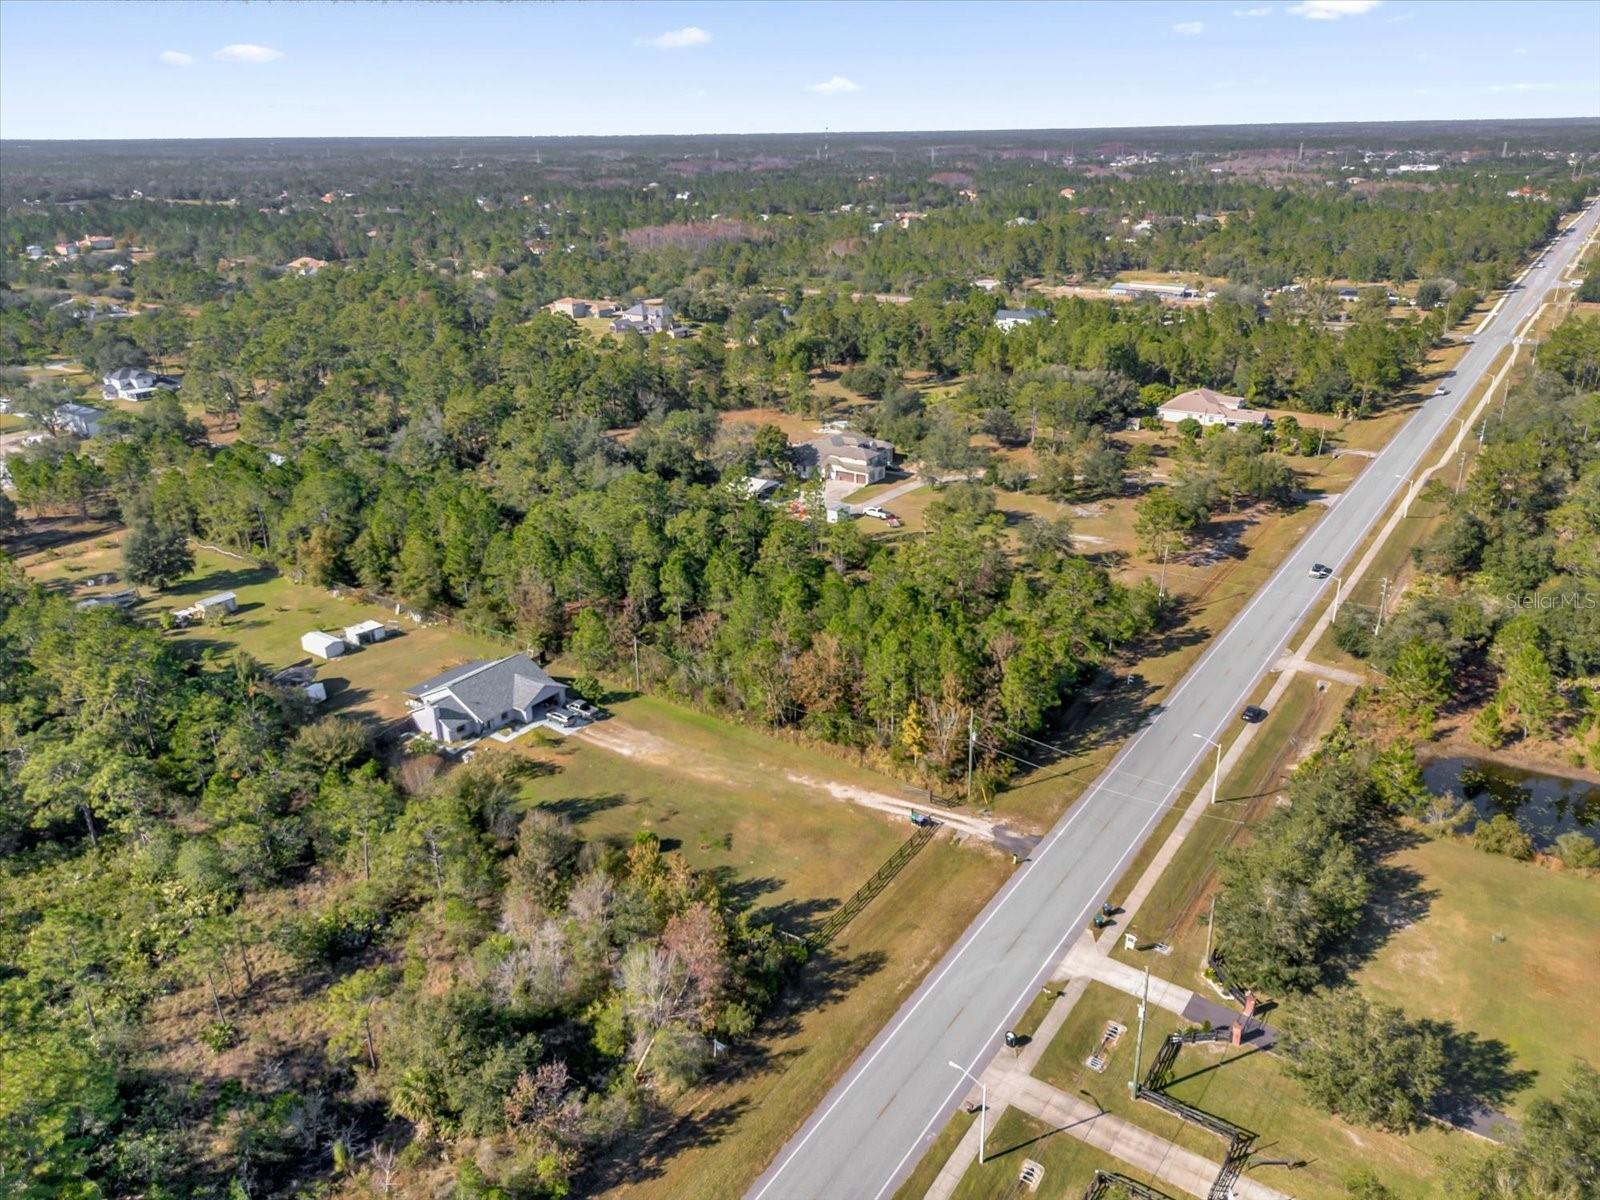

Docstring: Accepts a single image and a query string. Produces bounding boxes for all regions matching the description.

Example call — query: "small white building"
[738,476,781,501]
[301,630,347,659]
[302,681,328,704]
[196,591,237,615]
[342,619,389,647]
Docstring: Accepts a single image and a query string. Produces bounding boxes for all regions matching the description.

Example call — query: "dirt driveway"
[575,714,1036,852]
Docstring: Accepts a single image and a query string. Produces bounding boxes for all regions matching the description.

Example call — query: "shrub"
[1331,606,1374,658]
[1554,831,1600,870]
[1472,813,1534,860]
[276,898,384,968]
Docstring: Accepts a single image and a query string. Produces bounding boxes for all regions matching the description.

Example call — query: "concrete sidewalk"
[990,1064,1290,1200]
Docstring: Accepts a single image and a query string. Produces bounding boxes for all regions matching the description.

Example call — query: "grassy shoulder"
[607,838,1011,1200]
[1109,673,1356,974]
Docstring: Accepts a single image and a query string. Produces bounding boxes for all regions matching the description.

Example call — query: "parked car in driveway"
[547,709,575,727]
[862,505,893,520]
[568,698,601,718]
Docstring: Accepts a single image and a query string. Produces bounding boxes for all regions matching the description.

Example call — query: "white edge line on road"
[749,199,1598,1200]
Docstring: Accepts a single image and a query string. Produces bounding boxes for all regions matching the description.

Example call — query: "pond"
[1422,756,1600,847]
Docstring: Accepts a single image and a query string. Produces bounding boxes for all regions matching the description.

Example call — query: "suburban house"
[798,432,895,486]
[25,244,43,259]
[79,235,115,251]
[284,256,329,276]
[547,297,591,318]
[301,630,346,660]
[972,278,1002,292]
[994,307,1048,332]
[610,300,686,337]
[54,403,106,438]
[53,241,78,258]
[405,653,568,744]
[1157,388,1271,429]
[102,367,181,401]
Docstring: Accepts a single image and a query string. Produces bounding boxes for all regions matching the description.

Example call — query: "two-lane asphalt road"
[749,199,1600,1200]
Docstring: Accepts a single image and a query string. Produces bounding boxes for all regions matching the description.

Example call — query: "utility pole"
[1129,966,1150,1098]
[632,635,641,690]
[1158,545,1169,601]
[1204,893,1218,970]
[1375,576,1390,633]
[966,713,976,802]
[1455,449,1467,493]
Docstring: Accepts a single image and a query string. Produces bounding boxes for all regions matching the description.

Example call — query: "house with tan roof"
[1157,388,1270,429]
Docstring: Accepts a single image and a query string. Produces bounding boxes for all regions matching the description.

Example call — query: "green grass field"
[19,535,512,722]
[949,1108,1167,1200]
[1029,983,1471,1200]
[513,692,939,927]
[1355,837,1600,1113]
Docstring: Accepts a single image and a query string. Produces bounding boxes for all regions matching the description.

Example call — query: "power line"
[973,739,1259,833]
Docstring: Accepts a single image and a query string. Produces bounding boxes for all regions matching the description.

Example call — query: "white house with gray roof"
[404,653,568,744]
[993,307,1049,332]
[103,367,181,402]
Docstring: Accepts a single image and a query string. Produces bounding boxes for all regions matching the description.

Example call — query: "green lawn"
[1163,1041,1474,1200]
[948,1107,1168,1200]
[514,692,931,928]
[18,535,513,723]
[1032,983,1472,1200]
[1108,673,1356,977]
[1355,837,1600,1113]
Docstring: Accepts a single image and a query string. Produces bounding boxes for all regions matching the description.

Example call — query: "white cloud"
[640,26,710,49]
[1172,20,1206,35]
[212,43,284,63]
[1287,0,1381,19]
[159,49,193,67]
[1232,6,1273,15]
[1488,81,1559,93]
[807,75,860,95]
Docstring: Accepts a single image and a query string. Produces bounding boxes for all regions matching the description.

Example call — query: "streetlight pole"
[948,1061,987,1164]
[1193,732,1222,804]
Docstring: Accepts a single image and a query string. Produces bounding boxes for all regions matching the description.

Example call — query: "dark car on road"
[1241,705,1268,723]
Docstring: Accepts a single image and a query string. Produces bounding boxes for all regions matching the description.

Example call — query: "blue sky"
[1,0,1596,140]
